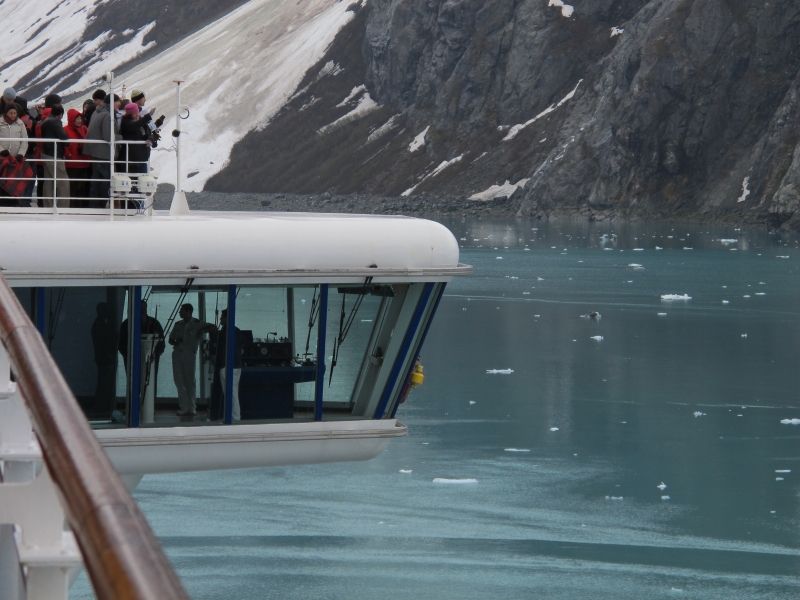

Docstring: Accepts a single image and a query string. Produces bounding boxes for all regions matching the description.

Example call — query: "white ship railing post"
[169,79,190,216]
[108,71,116,221]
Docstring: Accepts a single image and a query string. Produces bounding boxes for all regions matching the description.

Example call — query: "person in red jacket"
[64,108,92,204]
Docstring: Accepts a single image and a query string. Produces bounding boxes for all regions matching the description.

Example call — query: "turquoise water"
[73,219,800,598]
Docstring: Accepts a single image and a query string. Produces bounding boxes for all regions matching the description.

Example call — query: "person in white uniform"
[168,303,212,416]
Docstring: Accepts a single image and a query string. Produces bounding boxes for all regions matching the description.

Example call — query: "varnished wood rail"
[0,272,190,600]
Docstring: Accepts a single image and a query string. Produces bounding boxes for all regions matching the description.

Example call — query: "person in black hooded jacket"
[119,102,153,173]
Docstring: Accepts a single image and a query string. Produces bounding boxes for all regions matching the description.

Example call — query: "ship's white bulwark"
[97,419,406,474]
[0,211,465,285]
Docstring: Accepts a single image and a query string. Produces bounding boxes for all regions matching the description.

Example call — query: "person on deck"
[215,309,243,422]
[39,104,70,207]
[64,109,92,204]
[118,300,165,374]
[86,93,120,207]
[0,103,31,206]
[169,304,213,417]
[0,88,29,118]
[119,102,153,174]
[83,89,106,126]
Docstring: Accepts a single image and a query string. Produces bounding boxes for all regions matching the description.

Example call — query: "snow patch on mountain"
[107,0,357,190]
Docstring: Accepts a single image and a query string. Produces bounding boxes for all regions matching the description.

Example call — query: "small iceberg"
[780,418,800,425]
[628,263,644,270]
[755,292,766,296]
[776,477,784,481]
[487,369,514,374]
[469,401,476,405]
[743,295,751,298]
[550,427,560,431]
[661,495,671,500]
[719,239,738,244]
[590,336,604,341]
[400,469,412,474]
[605,496,624,500]
[657,482,667,490]
[722,300,730,304]
[694,411,706,417]
[655,246,663,250]
[633,248,644,251]
[661,294,691,300]
[658,312,667,316]
[683,247,693,250]
[776,470,791,473]
[581,311,600,319]
[433,478,478,484]
[777,256,789,259]
[741,333,748,338]
[504,448,530,452]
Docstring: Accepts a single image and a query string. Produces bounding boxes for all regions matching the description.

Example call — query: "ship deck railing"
[0,138,155,217]
[0,270,190,599]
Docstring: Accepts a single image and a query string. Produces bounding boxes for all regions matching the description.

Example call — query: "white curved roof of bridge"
[0,211,465,285]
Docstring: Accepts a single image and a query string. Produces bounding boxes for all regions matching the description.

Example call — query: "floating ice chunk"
[759,282,765,284]
[409,126,429,152]
[719,239,738,244]
[605,496,623,500]
[633,248,644,251]
[496,257,503,260]
[537,277,545,281]
[743,295,751,298]
[628,263,644,269]
[737,177,751,203]
[590,336,604,341]
[776,470,791,473]
[433,478,478,484]
[661,495,671,500]
[741,334,747,338]
[550,427,560,431]
[523,292,531,295]
[548,0,574,18]
[611,26,624,37]
[683,247,693,250]
[504,448,530,452]
[486,369,514,374]
[780,418,800,425]
[604,248,614,251]
[656,246,663,250]
[400,469,412,473]
[657,482,667,490]
[777,256,790,259]
[776,477,784,481]
[722,300,730,304]
[661,294,691,300]
[469,401,476,405]
[755,292,766,295]
[694,411,706,417]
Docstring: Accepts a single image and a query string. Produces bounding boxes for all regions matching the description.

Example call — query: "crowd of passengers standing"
[0,86,165,207]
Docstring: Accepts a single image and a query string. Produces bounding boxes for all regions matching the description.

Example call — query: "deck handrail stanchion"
[0,272,191,600]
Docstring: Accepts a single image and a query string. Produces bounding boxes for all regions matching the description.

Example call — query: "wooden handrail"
[0,273,190,600]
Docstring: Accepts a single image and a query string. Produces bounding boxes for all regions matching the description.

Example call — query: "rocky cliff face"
[210,0,800,229]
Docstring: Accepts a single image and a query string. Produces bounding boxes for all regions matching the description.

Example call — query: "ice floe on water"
[658,312,667,316]
[661,496,671,500]
[486,369,514,374]
[777,256,790,259]
[776,477,784,481]
[722,300,730,304]
[605,496,623,500]
[550,427,560,431]
[633,248,644,252]
[590,336,604,341]
[776,470,791,473]
[657,482,667,490]
[399,469,412,474]
[504,448,530,452]
[433,478,478,484]
[628,263,644,269]
[781,418,800,425]
[661,294,691,300]
[755,292,766,295]
[409,126,429,152]
[694,411,706,417]
[719,239,739,244]
[656,246,663,250]
[469,401,476,405]
[741,334,748,338]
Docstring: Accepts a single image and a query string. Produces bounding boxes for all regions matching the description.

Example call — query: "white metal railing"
[0,137,157,217]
